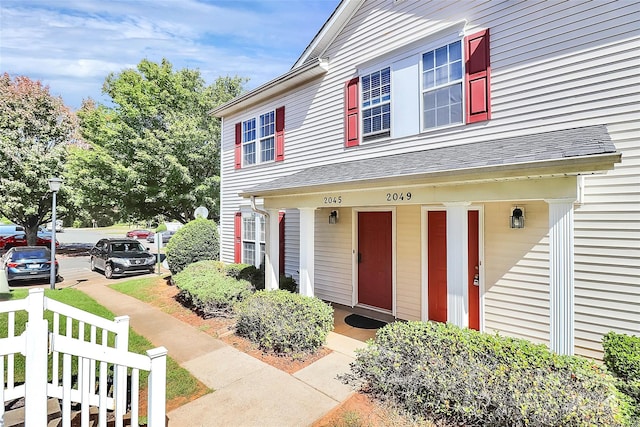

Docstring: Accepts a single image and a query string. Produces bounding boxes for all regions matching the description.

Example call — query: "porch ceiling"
[240,125,620,198]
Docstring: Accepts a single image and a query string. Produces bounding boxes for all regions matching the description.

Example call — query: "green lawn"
[0,287,209,405]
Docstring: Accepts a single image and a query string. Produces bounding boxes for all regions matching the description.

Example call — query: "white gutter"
[210,58,328,117]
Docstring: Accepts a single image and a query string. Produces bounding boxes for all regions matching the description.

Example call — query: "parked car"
[46,220,64,232]
[0,224,24,238]
[146,230,175,243]
[89,238,156,279]
[0,232,59,251]
[2,246,59,285]
[126,229,152,239]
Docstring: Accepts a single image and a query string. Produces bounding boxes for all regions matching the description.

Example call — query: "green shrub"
[156,223,167,232]
[342,321,631,426]
[279,275,297,293]
[165,218,219,274]
[235,290,333,356]
[223,263,252,279]
[236,265,265,290]
[603,332,640,415]
[173,260,252,318]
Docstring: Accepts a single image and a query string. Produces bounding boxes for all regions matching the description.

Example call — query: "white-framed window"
[361,67,391,141]
[242,110,275,166]
[421,40,463,130]
[242,119,256,165]
[242,213,265,267]
[259,111,275,163]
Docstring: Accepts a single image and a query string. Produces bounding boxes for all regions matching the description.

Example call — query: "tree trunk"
[25,225,39,246]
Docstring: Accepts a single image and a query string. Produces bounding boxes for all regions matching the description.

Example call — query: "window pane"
[243,242,255,266]
[423,107,436,129]
[243,119,256,143]
[424,91,436,109]
[435,46,448,66]
[362,75,370,91]
[243,142,256,165]
[361,67,391,136]
[450,60,463,81]
[261,137,274,162]
[450,83,462,103]
[260,111,274,138]
[436,106,449,126]
[259,216,266,242]
[449,41,461,61]
[243,216,255,240]
[422,51,434,70]
[364,117,372,134]
[422,70,435,89]
[435,87,449,107]
[435,65,449,86]
[451,102,462,124]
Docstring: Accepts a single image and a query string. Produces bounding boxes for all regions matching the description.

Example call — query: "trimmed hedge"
[342,321,632,426]
[235,290,333,356]
[173,260,252,318]
[165,218,219,274]
[603,331,640,417]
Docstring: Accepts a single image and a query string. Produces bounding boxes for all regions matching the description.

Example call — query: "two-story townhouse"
[212,0,639,358]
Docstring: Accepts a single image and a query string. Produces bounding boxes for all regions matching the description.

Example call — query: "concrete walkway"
[76,279,367,427]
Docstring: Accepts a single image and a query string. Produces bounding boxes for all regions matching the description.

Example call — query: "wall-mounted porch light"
[510,206,525,229]
[329,210,338,224]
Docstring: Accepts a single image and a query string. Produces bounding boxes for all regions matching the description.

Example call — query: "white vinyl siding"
[483,201,551,345]
[284,209,300,283]
[218,0,640,357]
[314,208,353,306]
[395,205,421,320]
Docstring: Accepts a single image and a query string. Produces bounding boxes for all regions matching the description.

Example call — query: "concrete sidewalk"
[77,280,366,427]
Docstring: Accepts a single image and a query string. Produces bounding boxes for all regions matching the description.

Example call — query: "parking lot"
[4,227,166,289]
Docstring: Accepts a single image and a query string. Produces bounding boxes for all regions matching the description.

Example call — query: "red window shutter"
[234,122,242,169]
[465,29,491,124]
[275,106,285,162]
[278,211,285,276]
[234,212,242,263]
[344,77,360,147]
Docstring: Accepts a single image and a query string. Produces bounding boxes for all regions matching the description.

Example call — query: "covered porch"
[242,126,620,355]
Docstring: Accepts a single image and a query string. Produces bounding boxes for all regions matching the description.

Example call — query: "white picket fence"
[0,288,167,426]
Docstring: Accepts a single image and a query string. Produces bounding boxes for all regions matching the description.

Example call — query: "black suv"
[89,238,156,279]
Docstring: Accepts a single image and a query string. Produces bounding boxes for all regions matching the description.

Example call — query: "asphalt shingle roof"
[244,125,617,196]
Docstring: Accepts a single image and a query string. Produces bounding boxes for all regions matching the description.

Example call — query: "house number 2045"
[386,192,412,202]
[323,196,342,204]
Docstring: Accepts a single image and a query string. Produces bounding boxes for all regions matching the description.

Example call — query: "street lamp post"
[48,177,62,290]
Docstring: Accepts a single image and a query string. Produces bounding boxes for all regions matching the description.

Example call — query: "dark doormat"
[344,314,387,329]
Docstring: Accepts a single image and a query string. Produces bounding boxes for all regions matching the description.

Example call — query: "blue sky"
[0,0,340,109]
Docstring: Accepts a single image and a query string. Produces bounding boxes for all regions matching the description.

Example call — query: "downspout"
[250,195,269,218]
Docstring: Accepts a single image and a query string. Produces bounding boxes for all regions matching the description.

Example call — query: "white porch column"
[547,199,575,355]
[445,202,470,328]
[299,207,316,297]
[265,209,280,291]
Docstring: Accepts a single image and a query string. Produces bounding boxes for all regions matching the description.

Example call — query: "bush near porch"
[235,290,334,357]
[173,260,253,318]
[603,331,640,419]
[342,321,634,426]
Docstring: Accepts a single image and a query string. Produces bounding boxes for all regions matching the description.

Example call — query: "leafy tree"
[0,73,77,245]
[72,59,245,223]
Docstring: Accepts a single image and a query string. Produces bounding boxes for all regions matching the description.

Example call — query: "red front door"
[428,211,448,323]
[468,210,480,330]
[427,210,480,328]
[358,211,392,310]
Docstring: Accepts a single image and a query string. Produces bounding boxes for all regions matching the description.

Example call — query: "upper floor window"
[362,67,391,141]
[422,41,463,129]
[344,29,490,147]
[235,106,285,169]
[242,111,276,166]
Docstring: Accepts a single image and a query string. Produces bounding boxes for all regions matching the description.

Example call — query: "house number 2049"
[386,192,412,202]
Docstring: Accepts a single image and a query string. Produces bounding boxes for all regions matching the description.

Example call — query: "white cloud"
[0,0,339,109]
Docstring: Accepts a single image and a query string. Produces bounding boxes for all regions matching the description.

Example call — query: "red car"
[125,229,152,239]
[0,233,59,251]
